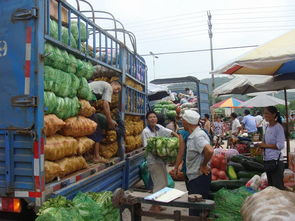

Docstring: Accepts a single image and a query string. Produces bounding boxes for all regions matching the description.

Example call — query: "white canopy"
[240,94,289,107]
[148,83,169,95]
[213,76,295,97]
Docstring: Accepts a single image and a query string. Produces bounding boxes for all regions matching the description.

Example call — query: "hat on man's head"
[182,110,200,125]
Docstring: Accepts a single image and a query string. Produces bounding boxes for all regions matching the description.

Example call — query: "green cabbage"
[146,137,179,161]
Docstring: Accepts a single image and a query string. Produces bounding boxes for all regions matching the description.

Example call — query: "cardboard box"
[50,0,68,24]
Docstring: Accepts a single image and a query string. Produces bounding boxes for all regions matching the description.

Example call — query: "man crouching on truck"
[88,80,122,163]
[142,111,179,212]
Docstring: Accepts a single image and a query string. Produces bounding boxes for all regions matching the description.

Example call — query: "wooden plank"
[50,0,68,24]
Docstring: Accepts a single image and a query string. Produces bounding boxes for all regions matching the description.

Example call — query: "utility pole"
[207,10,215,101]
[149,51,158,80]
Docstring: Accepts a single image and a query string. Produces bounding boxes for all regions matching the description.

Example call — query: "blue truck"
[150,76,210,116]
[0,0,146,213]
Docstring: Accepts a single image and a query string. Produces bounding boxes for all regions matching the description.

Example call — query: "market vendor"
[256,106,285,190]
[182,110,214,216]
[142,111,179,212]
[88,80,122,163]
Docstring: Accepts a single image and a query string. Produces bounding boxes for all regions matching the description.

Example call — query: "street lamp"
[149,51,159,80]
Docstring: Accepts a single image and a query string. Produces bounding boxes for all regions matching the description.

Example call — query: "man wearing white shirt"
[230,112,241,136]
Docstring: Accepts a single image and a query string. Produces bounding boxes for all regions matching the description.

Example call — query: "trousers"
[187,173,211,216]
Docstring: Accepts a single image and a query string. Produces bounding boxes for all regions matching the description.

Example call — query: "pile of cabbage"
[36,192,119,221]
[146,137,179,162]
[153,101,177,120]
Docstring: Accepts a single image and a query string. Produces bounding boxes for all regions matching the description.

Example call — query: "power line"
[138,32,208,43]
[126,5,295,27]
[126,13,206,27]
[137,29,208,41]
[213,8,295,16]
[140,45,258,56]
[211,4,295,12]
[136,23,294,42]
[132,22,207,34]
[215,28,292,34]
[213,19,295,25]
[212,14,295,21]
[128,18,295,38]
[214,24,295,30]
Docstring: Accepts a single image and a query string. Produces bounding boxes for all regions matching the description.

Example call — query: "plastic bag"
[70,21,88,42]
[57,156,88,177]
[99,142,118,159]
[72,193,101,221]
[76,137,95,155]
[51,46,67,70]
[77,77,94,101]
[245,175,261,191]
[45,66,80,98]
[66,54,78,74]
[77,61,94,80]
[78,99,96,117]
[44,43,55,66]
[140,160,175,190]
[44,114,65,136]
[61,26,77,49]
[59,116,97,137]
[49,19,58,39]
[45,160,62,183]
[241,186,295,221]
[259,172,268,190]
[52,96,80,119]
[44,91,57,114]
[289,152,295,172]
[45,135,78,161]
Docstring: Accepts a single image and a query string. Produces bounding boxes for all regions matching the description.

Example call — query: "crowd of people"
[141,106,287,215]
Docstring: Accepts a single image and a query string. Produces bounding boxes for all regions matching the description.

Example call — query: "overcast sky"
[68,0,295,82]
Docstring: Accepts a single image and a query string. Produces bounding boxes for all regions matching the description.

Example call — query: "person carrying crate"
[88,80,122,163]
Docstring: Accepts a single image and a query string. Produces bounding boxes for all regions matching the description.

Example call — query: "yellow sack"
[45,135,78,161]
[100,142,118,159]
[44,114,65,136]
[125,136,136,153]
[57,156,88,177]
[134,135,142,148]
[76,137,95,155]
[79,99,96,117]
[59,116,97,137]
[45,160,62,183]
[106,130,117,143]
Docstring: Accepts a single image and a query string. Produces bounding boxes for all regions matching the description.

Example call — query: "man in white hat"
[182,110,214,216]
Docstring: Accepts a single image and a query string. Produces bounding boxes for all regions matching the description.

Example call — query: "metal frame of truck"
[0,0,147,212]
[150,76,210,116]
